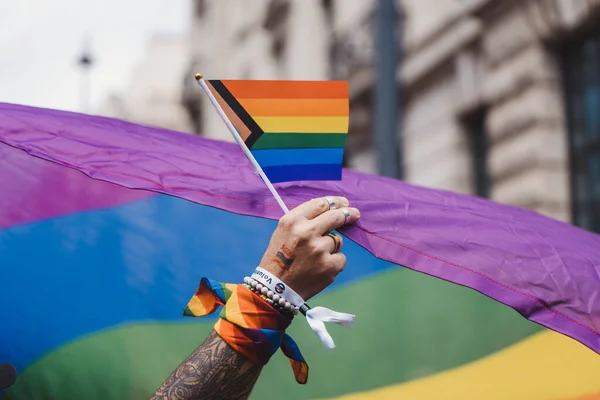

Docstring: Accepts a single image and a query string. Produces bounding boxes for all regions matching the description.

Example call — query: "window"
[563,31,600,233]
[463,108,490,198]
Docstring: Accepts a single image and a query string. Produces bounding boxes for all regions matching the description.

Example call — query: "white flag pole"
[195,74,358,340]
[194,73,289,214]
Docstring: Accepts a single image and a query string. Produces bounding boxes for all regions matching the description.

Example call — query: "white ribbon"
[250,267,355,349]
[306,307,355,349]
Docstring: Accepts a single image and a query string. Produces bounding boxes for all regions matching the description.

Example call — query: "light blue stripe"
[251,148,344,167]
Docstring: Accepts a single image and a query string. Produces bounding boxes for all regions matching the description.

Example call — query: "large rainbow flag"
[1,102,599,399]
[205,80,348,182]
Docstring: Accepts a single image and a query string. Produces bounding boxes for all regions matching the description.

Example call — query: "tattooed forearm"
[151,331,262,400]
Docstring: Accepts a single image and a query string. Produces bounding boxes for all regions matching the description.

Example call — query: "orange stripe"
[238,98,348,117]
[196,294,214,314]
[221,80,348,99]
[206,81,252,141]
[560,393,600,400]
[186,295,209,316]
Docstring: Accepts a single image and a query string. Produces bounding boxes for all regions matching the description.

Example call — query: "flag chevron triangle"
[206,80,264,148]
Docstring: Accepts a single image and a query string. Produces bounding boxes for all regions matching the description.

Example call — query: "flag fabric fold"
[0,102,599,356]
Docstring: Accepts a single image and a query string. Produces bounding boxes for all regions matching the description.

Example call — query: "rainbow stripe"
[206,80,349,183]
[2,103,600,399]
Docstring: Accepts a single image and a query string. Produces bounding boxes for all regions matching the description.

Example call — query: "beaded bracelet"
[242,277,298,318]
[242,281,294,319]
[242,268,355,350]
[243,282,294,319]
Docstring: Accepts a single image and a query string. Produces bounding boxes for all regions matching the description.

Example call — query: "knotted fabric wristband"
[183,277,309,384]
[251,267,355,349]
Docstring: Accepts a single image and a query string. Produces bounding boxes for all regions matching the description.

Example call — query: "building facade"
[390,0,600,232]
[102,35,194,133]
[184,0,600,233]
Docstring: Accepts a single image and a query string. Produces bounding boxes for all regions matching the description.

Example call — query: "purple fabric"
[0,142,153,229]
[1,102,599,354]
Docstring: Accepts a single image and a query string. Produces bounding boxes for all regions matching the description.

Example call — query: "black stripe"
[208,80,263,149]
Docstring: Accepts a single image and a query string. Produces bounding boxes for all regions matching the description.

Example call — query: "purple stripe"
[0,142,153,229]
[1,102,599,354]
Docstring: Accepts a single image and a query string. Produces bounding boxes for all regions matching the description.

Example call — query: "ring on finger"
[324,196,336,210]
[340,208,351,225]
[325,232,342,253]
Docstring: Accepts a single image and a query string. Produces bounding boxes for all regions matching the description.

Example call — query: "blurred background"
[3,0,599,234]
[2,0,600,399]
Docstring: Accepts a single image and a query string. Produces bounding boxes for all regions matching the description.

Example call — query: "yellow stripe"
[225,283,238,293]
[186,296,208,316]
[327,331,600,400]
[253,116,348,133]
[223,291,245,327]
[214,318,222,332]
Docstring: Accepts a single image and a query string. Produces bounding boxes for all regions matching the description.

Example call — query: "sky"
[0,0,190,113]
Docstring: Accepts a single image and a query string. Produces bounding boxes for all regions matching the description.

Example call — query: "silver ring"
[340,208,351,224]
[324,196,336,210]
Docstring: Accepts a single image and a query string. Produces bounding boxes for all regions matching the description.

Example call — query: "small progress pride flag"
[206,80,349,183]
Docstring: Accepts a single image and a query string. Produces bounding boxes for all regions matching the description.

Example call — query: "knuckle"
[310,197,326,211]
[327,255,346,275]
[335,211,345,226]
[292,224,311,242]
[336,254,347,272]
[277,215,294,230]
[308,240,324,256]
[311,197,328,213]
[338,196,349,207]
[317,197,328,210]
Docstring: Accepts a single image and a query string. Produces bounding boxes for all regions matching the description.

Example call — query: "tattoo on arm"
[151,330,262,400]
[273,244,295,269]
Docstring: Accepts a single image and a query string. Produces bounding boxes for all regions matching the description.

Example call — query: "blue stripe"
[252,148,344,167]
[264,164,341,183]
[0,195,395,372]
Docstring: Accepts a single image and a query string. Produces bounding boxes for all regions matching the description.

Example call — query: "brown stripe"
[206,81,252,141]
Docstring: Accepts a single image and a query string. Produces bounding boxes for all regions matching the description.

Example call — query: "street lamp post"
[374,0,402,179]
[77,39,94,114]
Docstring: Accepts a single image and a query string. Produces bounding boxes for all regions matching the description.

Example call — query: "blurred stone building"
[102,35,194,133]
[183,0,600,233]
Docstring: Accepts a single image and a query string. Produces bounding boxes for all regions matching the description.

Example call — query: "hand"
[257,196,360,300]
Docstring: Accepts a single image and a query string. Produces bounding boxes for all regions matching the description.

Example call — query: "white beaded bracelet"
[244,268,356,350]
[243,277,298,315]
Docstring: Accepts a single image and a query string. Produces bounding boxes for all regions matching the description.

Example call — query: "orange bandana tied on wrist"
[184,277,309,384]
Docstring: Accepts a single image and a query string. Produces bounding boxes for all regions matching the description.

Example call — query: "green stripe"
[9,268,542,400]
[251,133,347,150]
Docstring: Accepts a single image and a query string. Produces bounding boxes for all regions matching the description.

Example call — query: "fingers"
[319,233,344,254]
[311,207,360,236]
[288,196,350,220]
[309,238,347,279]
[328,253,347,278]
